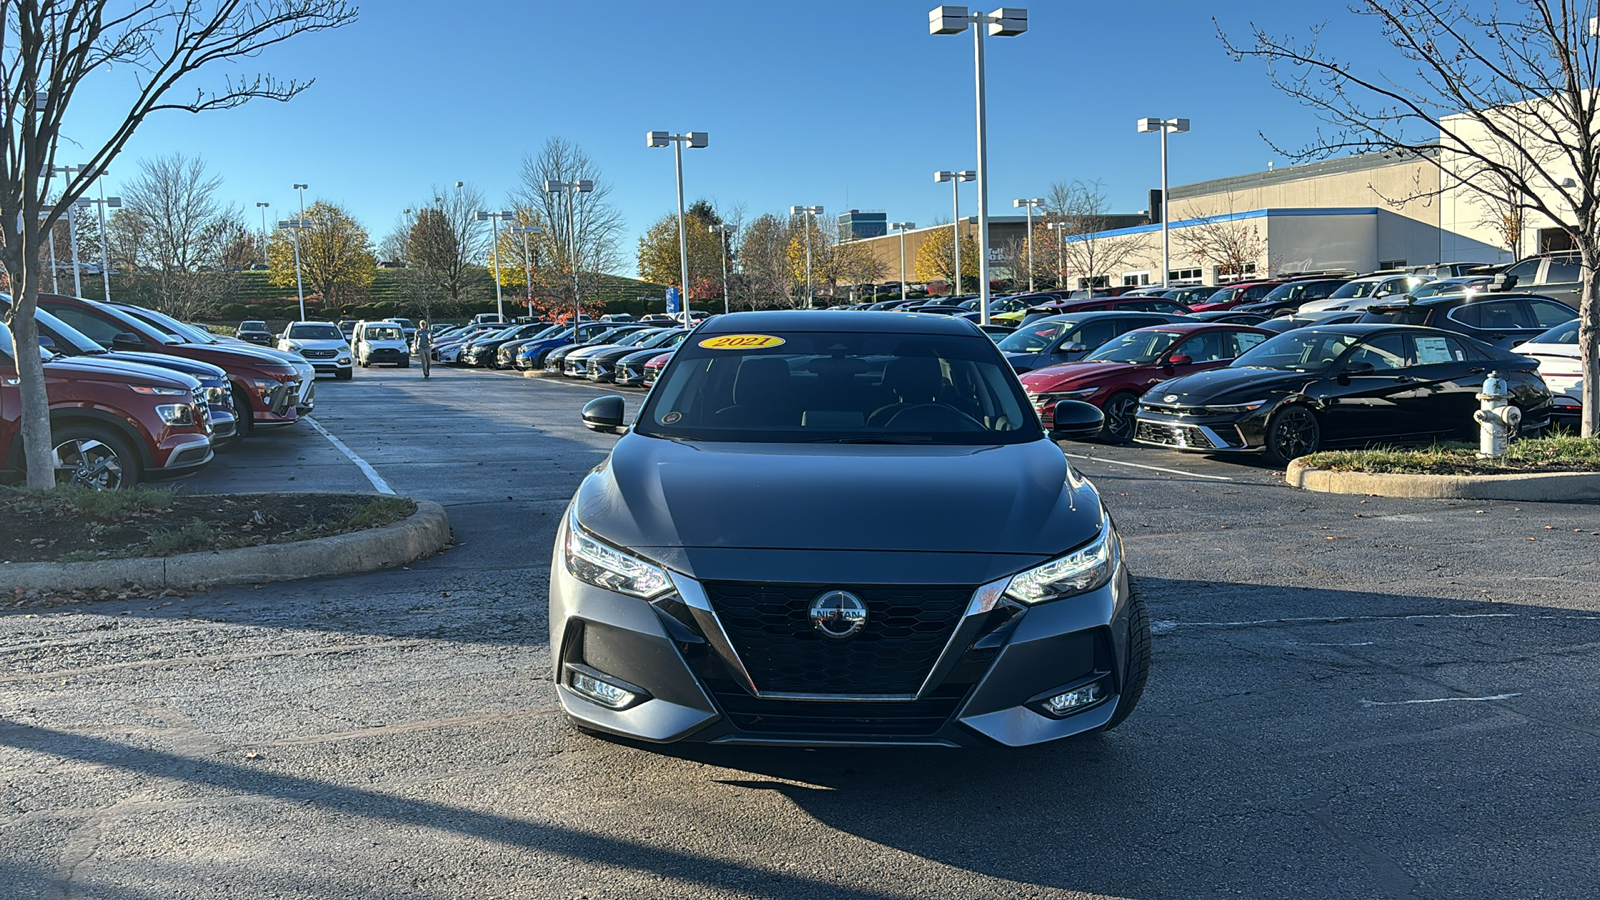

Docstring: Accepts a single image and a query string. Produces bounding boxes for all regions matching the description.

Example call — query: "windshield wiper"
[799,435,936,444]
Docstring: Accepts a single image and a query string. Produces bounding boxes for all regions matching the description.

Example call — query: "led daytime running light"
[1004,511,1117,604]
[564,507,673,599]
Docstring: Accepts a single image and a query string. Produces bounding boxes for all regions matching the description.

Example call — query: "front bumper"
[1134,406,1259,453]
[548,535,1137,748]
[147,433,214,480]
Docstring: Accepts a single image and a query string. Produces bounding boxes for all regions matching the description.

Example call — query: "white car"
[353,321,411,368]
[1516,319,1585,426]
[278,321,355,380]
[1298,274,1433,314]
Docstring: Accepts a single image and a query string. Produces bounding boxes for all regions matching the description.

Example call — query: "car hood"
[46,355,202,390]
[97,351,227,381]
[575,434,1103,571]
[1021,360,1146,392]
[1147,366,1318,405]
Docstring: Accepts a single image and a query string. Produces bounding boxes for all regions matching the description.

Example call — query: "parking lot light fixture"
[1013,198,1044,292]
[648,131,709,326]
[476,210,517,320]
[51,164,84,296]
[710,223,735,315]
[1137,116,1189,288]
[889,222,916,302]
[934,170,976,298]
[79,188,121,302]
[1048,220,1070,291]
[543,179,595,324]
[511,224,543,318]
[789,206,824,308]
[278,218,312,320]
[255,202,270,262]
[293,183,307,218]
[930,6,1028,325]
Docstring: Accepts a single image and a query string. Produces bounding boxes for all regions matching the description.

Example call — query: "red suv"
[37,295,306,436]
[1188,280,1286,312]
[1,319,214,489]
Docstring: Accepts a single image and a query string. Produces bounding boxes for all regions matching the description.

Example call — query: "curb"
[1,499,452,592]
[1285,460,1600,501]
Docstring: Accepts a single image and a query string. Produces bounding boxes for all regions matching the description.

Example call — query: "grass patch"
[146,519,213,556]
[1,484,175,519]
[1299,434,1600,475]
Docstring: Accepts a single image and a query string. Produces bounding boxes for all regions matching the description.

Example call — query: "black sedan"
[589,328,687,383]
[543,325,650,374]
[551,311,1146,747]
[461,323,550,367]
[996,311,1189,373]
[1135,324,1552,464]
[1361,293,1576,348]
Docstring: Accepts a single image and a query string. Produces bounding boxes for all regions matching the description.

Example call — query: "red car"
[640,351,673,388]
[1186,280,1285,313]
[2,319,214,489]
[1019,323,1274,442]
[1025,295,1194,319]
[38,294,307,437]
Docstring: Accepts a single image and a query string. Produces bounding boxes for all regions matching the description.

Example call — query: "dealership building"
[850,145,1530,289]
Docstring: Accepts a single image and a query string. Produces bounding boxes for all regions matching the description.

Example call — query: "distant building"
[838,209,888,240]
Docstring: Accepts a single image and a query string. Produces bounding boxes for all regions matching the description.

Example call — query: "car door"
[1533,255,1583,306]
[1049,318,1120,365]
[1319,332,1417,441]
[1448,300,1524,347]
[1403,332,1482,436]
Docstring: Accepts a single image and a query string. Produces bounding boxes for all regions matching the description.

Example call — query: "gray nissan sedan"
[550,311,1149,747]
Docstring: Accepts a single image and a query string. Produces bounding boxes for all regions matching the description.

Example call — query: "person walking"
[416,320,433,378]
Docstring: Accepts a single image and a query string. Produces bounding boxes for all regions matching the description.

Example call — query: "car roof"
[1125,322,1272,334]
[1409,292,1567,308]
[1030,311,1190,324]
[698,310,983,335]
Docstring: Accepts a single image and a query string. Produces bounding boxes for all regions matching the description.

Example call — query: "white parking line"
[303,416,395,495]
[1360,693,1521,707]
[1062,452,1233,481]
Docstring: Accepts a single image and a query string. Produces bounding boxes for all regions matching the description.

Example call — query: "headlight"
[155,403,196,426]
[1203,399,1270,414]
[1004,510,1117,604]
[564,506,673,599]
[205,385,227,403]
[130,384,187,396]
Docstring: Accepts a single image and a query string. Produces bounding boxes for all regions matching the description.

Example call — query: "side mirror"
[581,396,628,434]
[1166,353,1193,366]
[1058,341,1087,354]
[1047,400,1106,442]
[1492,273,1516,291]
[37,335,57,351]
[110,332,143,351]
[1345,361,1376,375]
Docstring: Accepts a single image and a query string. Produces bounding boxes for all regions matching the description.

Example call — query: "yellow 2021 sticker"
[699,334,786,350]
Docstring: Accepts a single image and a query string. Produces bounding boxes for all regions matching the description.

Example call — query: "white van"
[353,321,411,368]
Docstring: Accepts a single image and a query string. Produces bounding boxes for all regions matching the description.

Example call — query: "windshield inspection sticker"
[661,411,683,424]
[699,334,786,350]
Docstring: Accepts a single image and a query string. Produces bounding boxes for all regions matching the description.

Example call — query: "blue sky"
[61,0,1376,272]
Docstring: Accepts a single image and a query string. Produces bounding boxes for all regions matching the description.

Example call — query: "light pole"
[278,218,310,320]
[1048,220,1070,291]
[931,5,1029,326]
[647,131,709,326]
[51,165,84,296]
[255,202,270,262]
[934,170,975,297]
[293,183,308,218]
[789,206,823,308]
[78,192,121,302]
[1137,116,1189,287]
[41,211,58,293]
[1012,197,1044,292]
[476,210,516,320]
[889,222,916,302]
[511,224,542,318]
[709,223,735,315]
[543,179,594,324]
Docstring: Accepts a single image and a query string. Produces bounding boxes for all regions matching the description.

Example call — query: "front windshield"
[41,300,179,346]
[365,326,403,341]
[1232,330,1360,373]
[614,330,657,347]
[287,323,344,341]
[1086,329,1186,363]
[587,327,633,344]
[1329,280,1379,299]
[639,330,1042,445]
[997,320,1073,353]
[639,329,683,349]
[1207,287,1241,304]
[124,305,219,344]
[1529,320,1579,344]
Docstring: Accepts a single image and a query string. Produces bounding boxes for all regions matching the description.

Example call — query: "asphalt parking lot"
[4,364,1599,899]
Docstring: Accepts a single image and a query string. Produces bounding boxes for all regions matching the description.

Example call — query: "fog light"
[568,669,638,710]
[1041,680,1106,717]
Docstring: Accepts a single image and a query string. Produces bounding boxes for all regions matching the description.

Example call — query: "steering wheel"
[882,403,985,432]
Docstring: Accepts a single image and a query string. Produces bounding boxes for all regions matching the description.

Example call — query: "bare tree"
[1172,191,1269,282]
[417,182,487,304]
[112,153,245,319]
[0,2,356,489]
[735,212,797,308]
[1221,0,1600,437]
[514,138,624,319]
[1048,180,1147,290]
[376,211,412,266]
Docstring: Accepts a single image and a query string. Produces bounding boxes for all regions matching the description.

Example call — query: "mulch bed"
[1,492,414,565]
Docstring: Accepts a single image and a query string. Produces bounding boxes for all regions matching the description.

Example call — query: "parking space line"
[303,416,395,495]
[1063,452,1233,481]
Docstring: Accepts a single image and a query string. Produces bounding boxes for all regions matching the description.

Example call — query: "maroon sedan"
[1187,280,1285,313]
[1019,323,1273,442]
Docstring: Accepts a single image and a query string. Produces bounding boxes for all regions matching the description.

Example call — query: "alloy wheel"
[1272,407,1319,459]
[53,438,127,490]
[1103,395,1140,443]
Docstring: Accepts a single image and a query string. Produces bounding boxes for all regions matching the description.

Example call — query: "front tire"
[1099,392,1140,444]
[231,385,255,438]
[1097,588,1150,733]
[51,424,141,490]
[1264,405,1320,465]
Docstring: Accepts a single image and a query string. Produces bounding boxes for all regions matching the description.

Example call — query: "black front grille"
[702,582,971,695]
[301,348,338,359]
[1136,421,1215,449]
[713,683,971,737]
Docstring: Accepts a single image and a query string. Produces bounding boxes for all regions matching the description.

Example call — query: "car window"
[1345,333,1410,371]
[1233,330,1361,373]
[639,331,1041,445]
[1528,320,1580,344]
[1543,258,1580,284]
[1412,333,1469,365]
[997,321,1072,353]
[1329,280,1378,299]
[287,324,344,340]
[1085,329,1185,363]
[1526,299,1579,328]
[1175,331,1233,362]
[1069,319,1119,349]
[1456,301,1524,330]
[364,326,403,341]
[1227,330,1269,356]
[1503,258,1541,281]
[41,302,172,346]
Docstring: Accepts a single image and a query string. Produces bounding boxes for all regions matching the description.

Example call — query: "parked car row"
[0,295,361,489]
